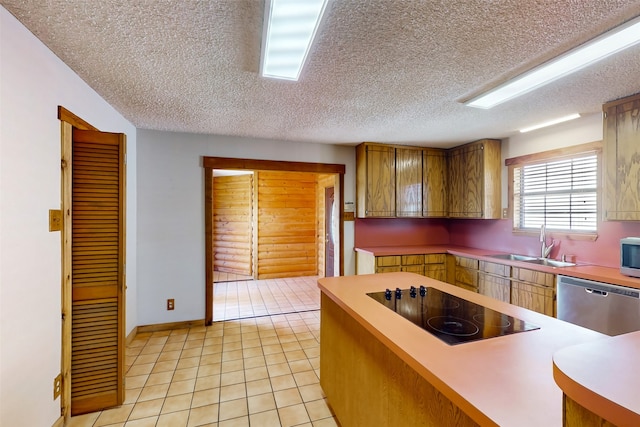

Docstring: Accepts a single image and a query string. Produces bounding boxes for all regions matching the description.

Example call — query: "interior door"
[69,128,126,415]
[325,187,335,277]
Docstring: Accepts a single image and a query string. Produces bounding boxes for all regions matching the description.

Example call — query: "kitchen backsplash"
[355,217,640,269]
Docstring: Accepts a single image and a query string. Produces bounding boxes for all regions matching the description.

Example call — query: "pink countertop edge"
[318,272,608,427]
[355,244,640,289]
[553,332,640,427]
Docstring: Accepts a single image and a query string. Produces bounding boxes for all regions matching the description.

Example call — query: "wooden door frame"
[203,157,346,325]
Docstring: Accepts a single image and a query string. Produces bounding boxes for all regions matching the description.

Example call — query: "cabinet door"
[423,149,447,217]
[366,145,395,217]
[424,265,446,281]
[478,273,510,303]
[463,144,484,217]
[603,96,640,221]
[448,147,465,217]
[396,148,423,217]
[511,280,555,316]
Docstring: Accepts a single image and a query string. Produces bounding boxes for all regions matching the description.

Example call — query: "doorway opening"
[203,157,345,325]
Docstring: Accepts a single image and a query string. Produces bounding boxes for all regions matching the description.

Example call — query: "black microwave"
[621,237,640,278]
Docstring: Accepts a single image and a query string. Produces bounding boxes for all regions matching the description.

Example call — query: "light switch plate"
[49,209,62,231]
[53,373,62,400]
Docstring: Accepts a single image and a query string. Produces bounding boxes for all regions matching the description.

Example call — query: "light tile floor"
[213,277,320,322]
[213,271,253,283]
[68,311,338,427]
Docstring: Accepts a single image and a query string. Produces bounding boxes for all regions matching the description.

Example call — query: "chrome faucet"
[540,224,555,258]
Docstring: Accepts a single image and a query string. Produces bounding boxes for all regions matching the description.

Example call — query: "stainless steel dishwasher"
[557,275,640,336]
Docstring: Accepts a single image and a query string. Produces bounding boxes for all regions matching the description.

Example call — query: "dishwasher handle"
[585,288,608,297]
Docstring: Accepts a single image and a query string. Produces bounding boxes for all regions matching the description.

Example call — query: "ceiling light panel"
[519,113,581,133]
[466,15,640,109]
[261,0,328,81]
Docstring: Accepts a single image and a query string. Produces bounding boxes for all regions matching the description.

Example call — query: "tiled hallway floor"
[68,310,338,427]
[213,277,320,322]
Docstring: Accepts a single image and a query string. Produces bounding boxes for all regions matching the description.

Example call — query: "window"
[508,144,600,234]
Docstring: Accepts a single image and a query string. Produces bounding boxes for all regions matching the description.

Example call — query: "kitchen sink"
[487,253,576,267]
[488,253,538,262]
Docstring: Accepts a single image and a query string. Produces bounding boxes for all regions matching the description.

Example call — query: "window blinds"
[513,154,597,231]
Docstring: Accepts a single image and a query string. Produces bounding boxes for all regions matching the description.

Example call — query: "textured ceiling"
[3,0,640,147]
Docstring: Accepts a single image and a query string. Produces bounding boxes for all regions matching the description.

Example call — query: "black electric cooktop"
[367,286,539,345]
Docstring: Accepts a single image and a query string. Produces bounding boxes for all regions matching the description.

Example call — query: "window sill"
[512,229,598,242]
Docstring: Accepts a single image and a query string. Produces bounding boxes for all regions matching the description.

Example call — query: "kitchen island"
[318,272,607,427]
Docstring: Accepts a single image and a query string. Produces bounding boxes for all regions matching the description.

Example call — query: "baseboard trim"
[125,326,138,346]
[52,415,64,427]
[136,319,206,334]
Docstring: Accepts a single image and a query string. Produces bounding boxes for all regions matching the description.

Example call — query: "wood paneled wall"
[213,174,253,275]
[256,171,318,279]
[317,174,336,277]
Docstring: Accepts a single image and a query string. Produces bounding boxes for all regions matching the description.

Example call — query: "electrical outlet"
[502,208,508,218]
[167,299,175,310]
[53,374,62,400]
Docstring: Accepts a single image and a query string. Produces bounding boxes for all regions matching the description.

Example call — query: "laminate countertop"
[318,272,611,427]
[355,244,640,290]
[553,331,640,427]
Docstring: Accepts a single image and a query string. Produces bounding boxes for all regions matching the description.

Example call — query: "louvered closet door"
[71,128,126,415]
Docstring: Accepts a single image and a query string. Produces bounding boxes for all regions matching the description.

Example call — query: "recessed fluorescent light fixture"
[465,15,640,109]
[261,0,328,81]
[519,113,581,133]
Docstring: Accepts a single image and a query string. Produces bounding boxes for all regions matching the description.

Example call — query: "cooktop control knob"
[409,286,417,298]
[385,289,392,300]
[419,285,426,297]
[395,288,402,299]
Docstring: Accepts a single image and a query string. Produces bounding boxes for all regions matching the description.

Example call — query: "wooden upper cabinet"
[423,149,448,217]
[396,147,423,217]
[447,139,501,219]
[356,143,396,217]
[603,93,640,221]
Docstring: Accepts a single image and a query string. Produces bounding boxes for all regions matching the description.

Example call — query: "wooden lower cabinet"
[511,280,555,317]
[478,261,511,303]
[321,294,480,427]
[563,394,616,427]
[356,252,446,281]
[453,256,479,292]
[510,267,556,316]
[478,272,511,303]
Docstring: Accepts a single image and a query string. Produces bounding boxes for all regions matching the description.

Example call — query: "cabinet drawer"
[479,261,510,276]
[425,254,446,264]
[376,256,401,267]
[376,266,401,273]
[455,256,479,269]
[513,267,555,287]
[401,254,425,265]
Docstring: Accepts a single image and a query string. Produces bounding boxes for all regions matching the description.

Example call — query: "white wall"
[136,129,355,326]
[0,7,137,427]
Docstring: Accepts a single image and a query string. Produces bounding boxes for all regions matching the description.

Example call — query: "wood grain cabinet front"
[423,149,448,217]
[603,92,640,221]
[453,256,479,293]
[510,267,556,317]
[356,143,396,218]
[447,139,501,219]
[396,147,423,217]
[478,261,511,303]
